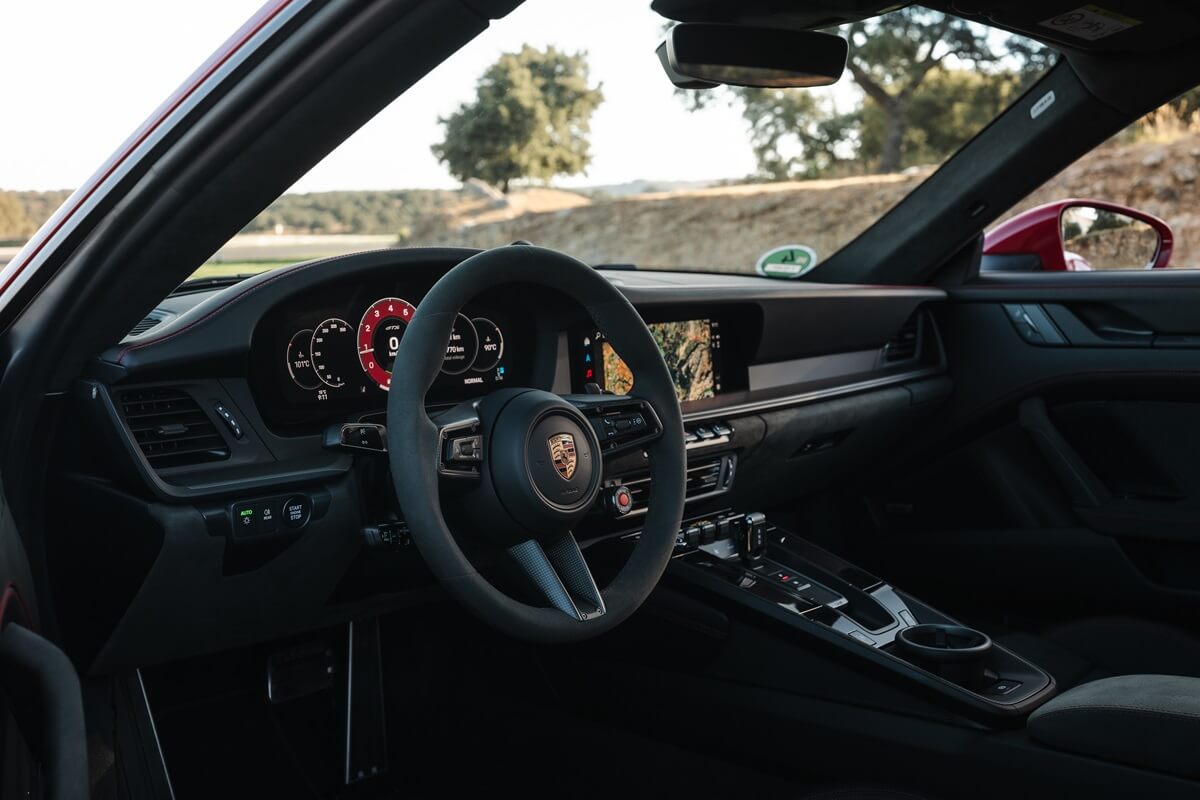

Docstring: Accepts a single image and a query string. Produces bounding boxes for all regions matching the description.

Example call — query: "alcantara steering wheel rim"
[386,245,686,643]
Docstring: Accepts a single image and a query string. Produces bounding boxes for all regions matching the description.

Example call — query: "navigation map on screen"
[601,319,717,402]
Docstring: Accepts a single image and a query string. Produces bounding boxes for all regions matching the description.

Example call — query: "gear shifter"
[736,512,767,563]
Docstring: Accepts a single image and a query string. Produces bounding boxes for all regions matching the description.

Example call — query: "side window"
[983,88,1198,272]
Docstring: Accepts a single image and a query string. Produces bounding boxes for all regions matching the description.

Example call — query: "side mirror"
[984,200,1174,272]
[657,23,847,90]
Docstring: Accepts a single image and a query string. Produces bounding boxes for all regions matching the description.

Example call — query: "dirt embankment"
[411,133,1200,272]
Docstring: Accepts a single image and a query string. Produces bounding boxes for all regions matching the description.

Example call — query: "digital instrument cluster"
[253,281,528,428]
[284,298,505,394]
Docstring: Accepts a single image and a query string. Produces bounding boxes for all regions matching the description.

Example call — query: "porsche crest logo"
[547,433,578,480]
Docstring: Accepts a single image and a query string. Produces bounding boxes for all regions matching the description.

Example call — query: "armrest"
[1028,675,1200,778]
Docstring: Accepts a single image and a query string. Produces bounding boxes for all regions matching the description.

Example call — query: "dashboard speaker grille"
[128,310,168,337]
[119,388,230,469]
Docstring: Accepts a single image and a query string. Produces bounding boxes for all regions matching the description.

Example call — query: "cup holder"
[896,624,992,687]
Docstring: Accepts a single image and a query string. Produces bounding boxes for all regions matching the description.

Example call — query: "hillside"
[6,133,1198,275]
[408,133,1200,273]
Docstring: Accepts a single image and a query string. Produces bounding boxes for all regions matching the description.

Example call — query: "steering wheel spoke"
[563,393,664,458]
[433,401,483,479]
[508,532,606,621]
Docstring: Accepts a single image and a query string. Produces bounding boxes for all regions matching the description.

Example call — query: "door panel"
[862,276,1200,625]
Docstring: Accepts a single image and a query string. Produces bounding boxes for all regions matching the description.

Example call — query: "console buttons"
[282,496,311,529]
[849,631,875,646]
[233,502,257,535]
[683,526,702,547]
[683,431,699,445]
[693,426,716,440]
[699,520,718,544]
[213,403,244,440]
[990,680,1022,695]
[899,610,917,627]
[711,422,733,437]
[258,501,279,533]
[717,517,732,539]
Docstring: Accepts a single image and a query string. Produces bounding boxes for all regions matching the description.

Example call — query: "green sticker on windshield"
[756,245,818,279]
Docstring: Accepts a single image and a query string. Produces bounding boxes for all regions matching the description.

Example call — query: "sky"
[0,0,775,193]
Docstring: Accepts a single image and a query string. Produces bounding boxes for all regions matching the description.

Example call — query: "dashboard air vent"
[128,309,168,337]
[882,313,922,364]
[119,388,230,469]
[620,455,730,515]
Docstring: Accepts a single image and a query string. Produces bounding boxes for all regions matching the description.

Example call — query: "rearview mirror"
[657,23,847,90]
[984,199,1174,272]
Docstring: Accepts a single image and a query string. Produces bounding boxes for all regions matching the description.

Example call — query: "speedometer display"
[257,276,528,428]
[357,297,416,390]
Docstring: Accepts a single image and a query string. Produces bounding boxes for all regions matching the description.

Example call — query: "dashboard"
[64,248,947,670]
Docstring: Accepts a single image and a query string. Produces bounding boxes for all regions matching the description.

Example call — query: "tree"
[737,89,860,180]
[0,191,34,240]
[844,8,1004,173]
[432,46,603,192]
[676,83,860,181]
[857,67,1027,169]
[676,10,1050,179]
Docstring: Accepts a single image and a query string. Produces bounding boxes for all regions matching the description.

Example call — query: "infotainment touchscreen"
[584,319,724,402]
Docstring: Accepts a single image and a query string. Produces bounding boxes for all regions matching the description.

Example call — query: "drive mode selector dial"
[357,297,417,391]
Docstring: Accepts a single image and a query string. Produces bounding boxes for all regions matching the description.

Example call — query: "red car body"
[983,198,1174,271]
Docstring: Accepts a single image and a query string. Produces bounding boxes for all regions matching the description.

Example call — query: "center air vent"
[119,388,230,469]
[614,454,734,515]
[882,312,922,364]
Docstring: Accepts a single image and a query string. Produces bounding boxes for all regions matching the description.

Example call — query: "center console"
[632,510,1055,717]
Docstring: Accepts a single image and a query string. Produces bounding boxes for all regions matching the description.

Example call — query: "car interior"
[4,0,1200,798]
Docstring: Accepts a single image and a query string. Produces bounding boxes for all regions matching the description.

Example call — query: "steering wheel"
[386,246,686,642]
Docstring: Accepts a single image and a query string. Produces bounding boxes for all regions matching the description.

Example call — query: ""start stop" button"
[282,495,311,529]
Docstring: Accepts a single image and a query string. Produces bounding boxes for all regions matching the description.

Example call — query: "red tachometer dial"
[357,297,417,390]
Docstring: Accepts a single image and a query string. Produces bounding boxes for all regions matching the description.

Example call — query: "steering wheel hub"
[480,390,603,541]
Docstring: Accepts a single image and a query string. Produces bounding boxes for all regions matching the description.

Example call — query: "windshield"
[0,3,1052,281]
